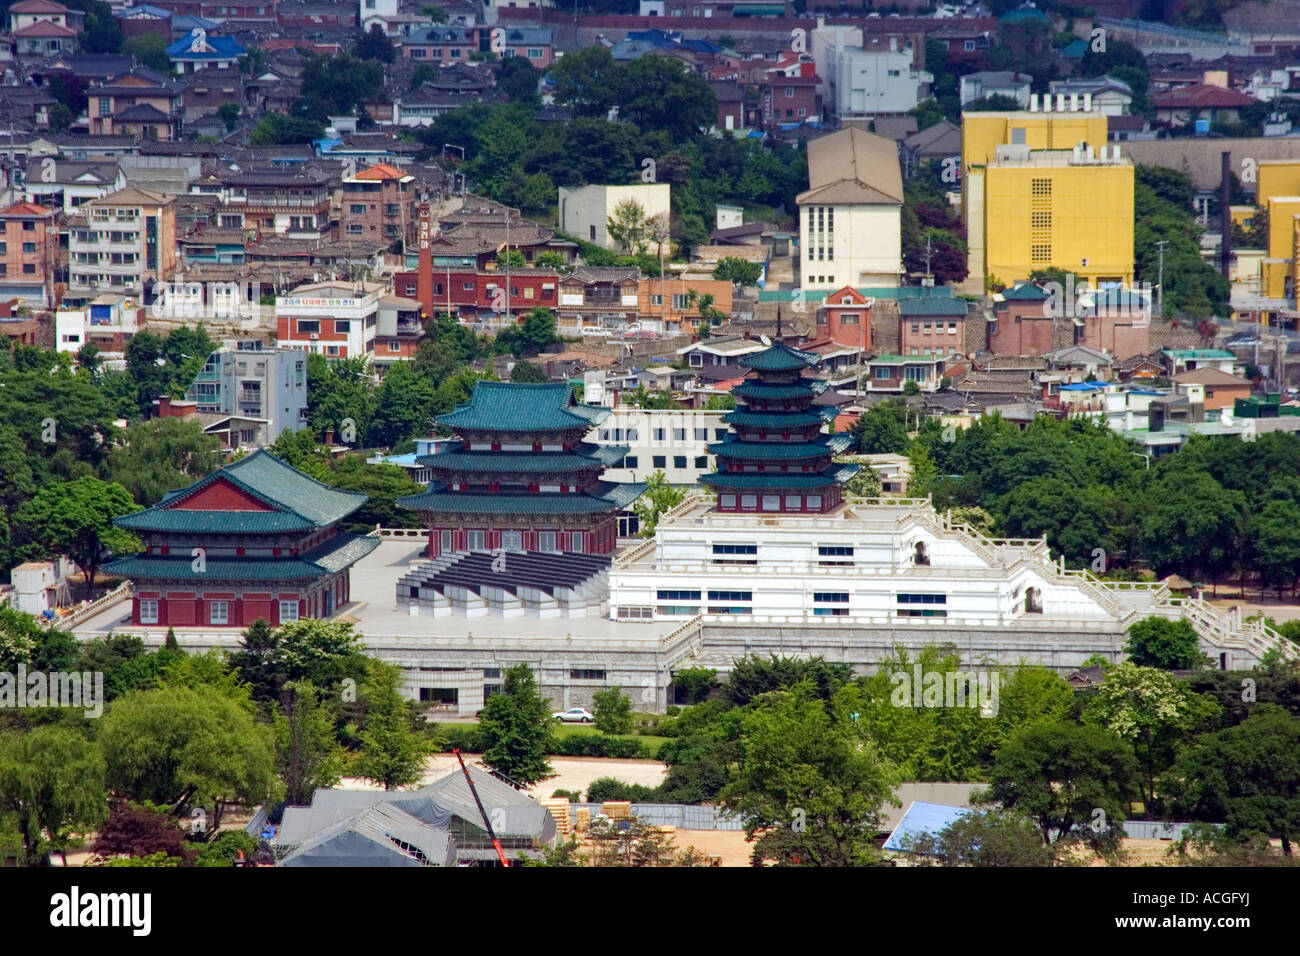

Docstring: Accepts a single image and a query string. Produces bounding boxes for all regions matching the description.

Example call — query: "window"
[715,429,728,441]
[1031,243,1052,262]
[1031,211,1051,230]
[785,494,801,510]
[653,455,666,468]
[653,427,666,441]
[965,39,976,51]
[720,494,736,508]
[741,494,757,509]
[297,319,319,334]
[589,225,596,241]
[350,204,367,214]
[98,97,111,117]
[440,530,453,553]
[279,600,299,622]
[841,313,859,324]
[695,455,708,469]
[785,86,794,97]
[139,599,159,624]
[209,601,229,625]
[21,222,33,232]
[1031,178,1051,197]
[466,530,486,550]
[708,590,752,602]
[673,428,687,441]
[623,454,638,468]
[807,495,822,510]
[874,366,893,380]
[819,545,853,565]
[897,593,947,617]
[22,264,34,274]
[616,606,653,619]
[538,531,557,552]
[712,544,757,555]
[689,352,703,367]
[570,668,607,679]
[673,455,686,469]
[335,319,350,333]
[387,341,401,352]
[762,494,781,511]
[21,242,34,253]
[658,590,702,600]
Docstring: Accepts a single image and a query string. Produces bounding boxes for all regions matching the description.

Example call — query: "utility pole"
[923,234,933,287]
[1155,240,1168,317]
[504,204,511,329]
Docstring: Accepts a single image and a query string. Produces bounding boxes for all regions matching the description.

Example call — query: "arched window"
[914,541,929,566]
[1025,587,1042,614]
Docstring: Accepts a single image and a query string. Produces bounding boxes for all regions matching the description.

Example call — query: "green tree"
[353,23,395,62]
[987,720,1139,845]
[1166,705,1300,855]
[617,56,716,139]
[99,683,279,833]
[122,33,171,72]
[606,198,649,254]
[229,617,369,704]
[593,686,633,735]
[15,476,140,598]
[217,101,241,132]
[1124,617,1205,670]
[1140,473,1245,591]
[478,663,554,785]
[673,667,717,704]
[722,682,899,866]
[0,725,107,865]
[248,112,326,145]
[549,45,623,118]
[304,353,376,444]
[851,402,909,454]
[496,54,540,102]
[299,52,384,120]
[105,416,222,505]
[712,256,763,291]
[367,359,436,449]
[703,393,737,410]
[274,681,345,805]
[1253,498,1300,597]
[356,662,431,790]
[1083,661,1221,806]
[509,360,549,383]
[633,469,684,537]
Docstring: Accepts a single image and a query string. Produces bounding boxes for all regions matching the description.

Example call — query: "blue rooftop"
[167,31,246,60]
[883,802,972,852]
[1059,382,1106,391]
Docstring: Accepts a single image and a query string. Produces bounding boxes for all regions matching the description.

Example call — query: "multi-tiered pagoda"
[702,336,857,514]
[398,382,645,557]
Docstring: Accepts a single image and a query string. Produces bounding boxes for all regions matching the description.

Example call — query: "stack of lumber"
[601,800,632,820]
[540,797,571,835]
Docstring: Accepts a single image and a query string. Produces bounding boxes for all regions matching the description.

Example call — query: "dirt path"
[418,753,667,799]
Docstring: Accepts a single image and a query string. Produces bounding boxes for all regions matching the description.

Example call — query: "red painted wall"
[170,478,273,512]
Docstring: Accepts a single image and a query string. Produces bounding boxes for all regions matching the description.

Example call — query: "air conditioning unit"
[309,333,319,340]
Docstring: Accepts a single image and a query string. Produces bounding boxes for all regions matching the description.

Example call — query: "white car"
[552,708,595,723]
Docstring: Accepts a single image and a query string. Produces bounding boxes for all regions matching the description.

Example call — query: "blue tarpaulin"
[883,802,971,852]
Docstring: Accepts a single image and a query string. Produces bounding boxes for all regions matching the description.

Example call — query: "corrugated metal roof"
[883,801,972,852]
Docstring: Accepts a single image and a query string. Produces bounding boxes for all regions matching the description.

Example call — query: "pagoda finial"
[775,306,783,343]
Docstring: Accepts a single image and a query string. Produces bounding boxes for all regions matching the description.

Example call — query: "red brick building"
[0,201,58,307]
[988,283,1055,357]
[340,162,417,253]
[899,295,967,357]
[816,285,873,351]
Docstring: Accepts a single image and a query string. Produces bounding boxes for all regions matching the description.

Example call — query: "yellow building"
[1255,159,1300,210]
[1261,195,1300,299]
[962,104,1127,286]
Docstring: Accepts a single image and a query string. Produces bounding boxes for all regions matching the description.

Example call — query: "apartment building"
[823,40,927,120]
[68,187,177,302]
[340,162,417,252]
[218,167,333,239]
[373,295,424,371]
[400,26,479,63]
[557,183,671,251]
[590,407,727,489]
[184,339,309,447]
[275,280,383,359]
[54,292,146,356]
[0,201,58,306]
[962,98,1132,287]
[23,160,126,216]
[899,296,967,357]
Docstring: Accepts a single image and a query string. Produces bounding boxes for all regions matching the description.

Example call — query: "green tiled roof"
[724,409,825,428]
[102,533,379,582]
[417,443,627,473]
[1001,283,1050,301]
[437,382,610,433]
[869,354,945,365]
[116,449,368,534]
[708,438,840,459]
[730,379,828,401]
[397,481,645,515]
[700,463,859,489]
[898,297,967,317]
[739,342,820,372]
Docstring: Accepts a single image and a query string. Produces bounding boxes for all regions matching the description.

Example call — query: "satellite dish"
[759,335,771,346]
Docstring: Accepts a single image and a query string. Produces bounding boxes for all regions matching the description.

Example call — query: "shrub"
[441,725,486,752]
[194,830,258,867]
[550,789,583,802]
[550,734,649,759]
[586,777,662,803]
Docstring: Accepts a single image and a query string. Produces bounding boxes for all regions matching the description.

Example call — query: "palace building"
[104,450,378,628]
[397,382,645,557]
[704,337,857,514]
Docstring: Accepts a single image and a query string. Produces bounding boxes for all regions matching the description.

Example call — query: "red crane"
[453,748,510,867]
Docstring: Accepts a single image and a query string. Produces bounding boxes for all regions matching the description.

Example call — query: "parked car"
[552,707,594,723]
[581,327,611,337]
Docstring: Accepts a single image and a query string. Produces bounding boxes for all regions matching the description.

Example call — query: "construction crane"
[453,749,510,867]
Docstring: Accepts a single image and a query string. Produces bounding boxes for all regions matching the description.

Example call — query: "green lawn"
[550,723,671,753]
